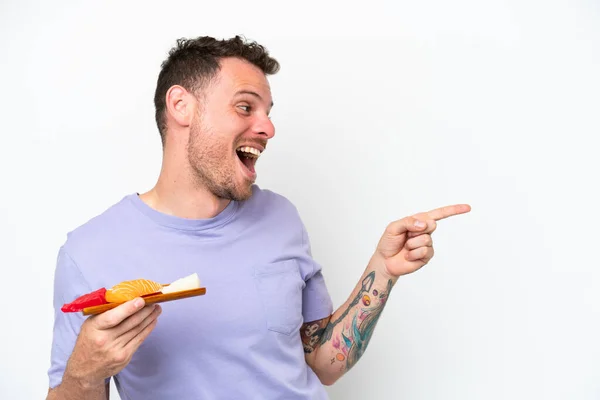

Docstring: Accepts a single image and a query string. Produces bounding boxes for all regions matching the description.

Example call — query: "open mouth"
[236,146,262,175]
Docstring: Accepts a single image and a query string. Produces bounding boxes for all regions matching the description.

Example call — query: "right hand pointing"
[63,297,161,389]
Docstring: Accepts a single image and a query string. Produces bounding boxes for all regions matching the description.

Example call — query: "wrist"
[63,367,105,392]
[369,253,400,285]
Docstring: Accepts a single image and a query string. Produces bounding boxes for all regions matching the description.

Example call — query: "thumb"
[385,216,428,236]
[93,297,146,330]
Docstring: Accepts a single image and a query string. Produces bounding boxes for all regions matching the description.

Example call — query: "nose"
[252,114,275,139]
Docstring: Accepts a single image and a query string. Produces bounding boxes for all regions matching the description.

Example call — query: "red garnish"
[61,288,108,312]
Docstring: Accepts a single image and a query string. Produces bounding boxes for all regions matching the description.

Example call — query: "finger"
[123,312,160,354]
[425,204,471,221]
[407,219,437,238]
[117,305,161,347]
[93,297,146,330]
[405,246,434,262]
[405,234,433,250]
[386,216,429,236]
[113,304,160,338]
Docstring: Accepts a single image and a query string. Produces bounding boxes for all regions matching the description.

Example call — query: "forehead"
[211,57,272,102]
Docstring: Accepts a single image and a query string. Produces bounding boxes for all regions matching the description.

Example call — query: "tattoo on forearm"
[300,318,328,354]
[320,271,392,370]
[321,271,375,343]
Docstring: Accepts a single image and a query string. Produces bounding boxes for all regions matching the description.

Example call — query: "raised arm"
[302,204,471,385]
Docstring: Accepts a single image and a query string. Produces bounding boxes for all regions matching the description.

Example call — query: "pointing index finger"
[425,204,471,221]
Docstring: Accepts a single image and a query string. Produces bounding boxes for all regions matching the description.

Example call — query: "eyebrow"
[235,90,274,108]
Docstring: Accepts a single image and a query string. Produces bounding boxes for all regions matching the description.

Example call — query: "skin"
[139,57,275,219]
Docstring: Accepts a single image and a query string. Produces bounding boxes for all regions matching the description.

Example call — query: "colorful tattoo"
[321,271,375,343]
[300,317,328,354]
[320,271,392,370]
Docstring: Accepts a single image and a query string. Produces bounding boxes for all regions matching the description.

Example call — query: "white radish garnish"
[161,273,201,294]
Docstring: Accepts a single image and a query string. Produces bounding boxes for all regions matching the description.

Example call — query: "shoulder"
[61,194,135,259]
[249,184,297,208]
[245,184,303,221]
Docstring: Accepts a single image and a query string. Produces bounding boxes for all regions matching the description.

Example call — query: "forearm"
[46,374,107,400]
[310,255,397,384]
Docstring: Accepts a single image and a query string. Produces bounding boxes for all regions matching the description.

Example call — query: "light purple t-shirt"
[48,185,333,399]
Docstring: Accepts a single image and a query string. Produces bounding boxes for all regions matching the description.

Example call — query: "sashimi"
[60,273,203,313]
[105,279,163,303]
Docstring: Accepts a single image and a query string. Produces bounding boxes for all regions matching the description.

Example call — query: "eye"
[237,104,251,113]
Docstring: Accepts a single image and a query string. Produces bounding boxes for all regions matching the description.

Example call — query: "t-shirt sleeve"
[299,224,334,323]
[47,246,93,389]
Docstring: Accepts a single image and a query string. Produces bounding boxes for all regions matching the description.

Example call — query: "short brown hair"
[153,35,280,144]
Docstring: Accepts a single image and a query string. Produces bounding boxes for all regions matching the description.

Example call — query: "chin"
[203,169,255,202]
[219,181,254,202]
[233,183,254,201]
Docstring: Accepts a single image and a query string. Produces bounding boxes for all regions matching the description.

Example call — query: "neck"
[139,148,230,220]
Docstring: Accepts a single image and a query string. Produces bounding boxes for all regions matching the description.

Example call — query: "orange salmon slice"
[105,279,163,303]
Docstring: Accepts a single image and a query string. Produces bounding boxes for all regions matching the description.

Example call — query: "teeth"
[237,146,262,158]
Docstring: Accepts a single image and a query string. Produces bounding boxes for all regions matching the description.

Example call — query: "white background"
[1,0,599,399]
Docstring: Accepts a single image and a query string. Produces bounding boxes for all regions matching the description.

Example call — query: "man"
[47,35,470,399]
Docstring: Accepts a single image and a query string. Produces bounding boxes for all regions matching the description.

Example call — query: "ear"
[165,85,195,128]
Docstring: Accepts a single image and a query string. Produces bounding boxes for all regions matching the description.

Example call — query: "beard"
[186,118,254,202]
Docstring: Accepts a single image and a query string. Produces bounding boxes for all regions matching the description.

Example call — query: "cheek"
[189,117,244,164]
[191,128,229,155]
[211,108,243,130]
